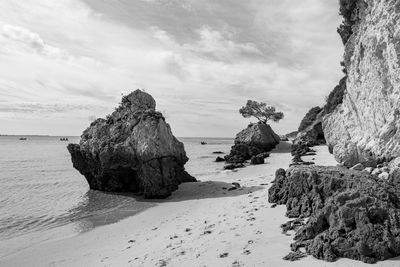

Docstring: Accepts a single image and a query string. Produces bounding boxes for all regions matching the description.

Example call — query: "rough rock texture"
[269,165,400,263]
[323,0,400,167]
[295,111,326,147]
[250,155,264,165]
[225,123,280,163]
[67,90,195,199]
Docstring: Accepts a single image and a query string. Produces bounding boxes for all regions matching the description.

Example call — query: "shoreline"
[2,141,400,266]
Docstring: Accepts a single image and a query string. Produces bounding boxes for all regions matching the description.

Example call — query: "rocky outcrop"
[295,111,325,147]
[225,123,280,163]
[323,0,400,167]
[67,90,195,199]
[269,165,400,263]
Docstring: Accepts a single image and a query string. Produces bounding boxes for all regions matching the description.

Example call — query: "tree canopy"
[239,100,284,124]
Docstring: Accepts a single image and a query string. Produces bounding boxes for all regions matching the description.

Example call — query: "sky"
[0,0,344,137]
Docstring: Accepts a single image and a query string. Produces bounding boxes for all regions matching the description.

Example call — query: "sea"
[0,136,233,258]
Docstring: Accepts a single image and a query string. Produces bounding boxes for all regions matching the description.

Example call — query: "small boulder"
[224,163,245,170]
[215,156,225,162]
[250,155,264,165]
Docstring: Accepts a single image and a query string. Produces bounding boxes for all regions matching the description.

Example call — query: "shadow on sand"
[139,181,264,203]
[66,181,263,232]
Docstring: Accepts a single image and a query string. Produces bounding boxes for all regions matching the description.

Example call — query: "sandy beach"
[2,141,400,267]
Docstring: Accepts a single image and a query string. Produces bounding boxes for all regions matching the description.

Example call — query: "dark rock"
[67,90,196,199]
[280,136,289,141]
[269,165,400,263]
[250,155,264,165]
[225,123,280,163]
[215,156,225,162]
[224,163,245,170]
[231,182,241,188]
[283,251,308,261]
[258,152,270,158]
[281,218,305,234]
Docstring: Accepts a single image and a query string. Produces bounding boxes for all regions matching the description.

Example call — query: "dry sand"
[2,141,400,267]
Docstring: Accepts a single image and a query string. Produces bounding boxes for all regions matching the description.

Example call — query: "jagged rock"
[269,165,400,263]
[215,156,225,162]
[323,0,400,167]
[250,155,264,165]
[225,123,280,163]
[67,90,196,199]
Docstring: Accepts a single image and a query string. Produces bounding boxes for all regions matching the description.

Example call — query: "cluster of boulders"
[67,90,196,199]
[216,123,279,170]
[290,141,316,167]
[349,160,400,182]
[269,165,400,263]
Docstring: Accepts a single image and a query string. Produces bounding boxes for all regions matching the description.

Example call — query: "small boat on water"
[200,141,207,145]
[19,137,27,140]
[60,138,69,141]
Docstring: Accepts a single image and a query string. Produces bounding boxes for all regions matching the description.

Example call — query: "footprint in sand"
[219,252,229,258]
[243,249,251,255]
[232,260,243,267]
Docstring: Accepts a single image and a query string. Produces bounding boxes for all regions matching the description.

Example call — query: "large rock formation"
[269,165,400,263]
[225,123,280,163]
[323,0,400,167]
[67,90,195,199]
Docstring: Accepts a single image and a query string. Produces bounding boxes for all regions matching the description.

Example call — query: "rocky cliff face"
[67,90,195,199]
[323,0,400,167]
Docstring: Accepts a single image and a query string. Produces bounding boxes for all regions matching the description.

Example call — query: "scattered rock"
[215,156,225,162]
[231,182,241,188]
[224,163,245,170]
[219,253,229,258]
[250,155,264,165]
[67,90,195,199]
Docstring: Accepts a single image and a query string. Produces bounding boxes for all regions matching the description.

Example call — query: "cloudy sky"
[0,0,343,137]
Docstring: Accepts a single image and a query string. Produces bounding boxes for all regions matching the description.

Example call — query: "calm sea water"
[0,136,233,258]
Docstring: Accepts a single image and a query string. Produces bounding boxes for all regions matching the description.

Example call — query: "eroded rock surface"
[225,123,280,163]
[67,90,195,198]
[269,165,400,263]
[323,0,400,167]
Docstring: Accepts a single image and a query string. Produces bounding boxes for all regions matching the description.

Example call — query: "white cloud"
[0,0,343,136]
